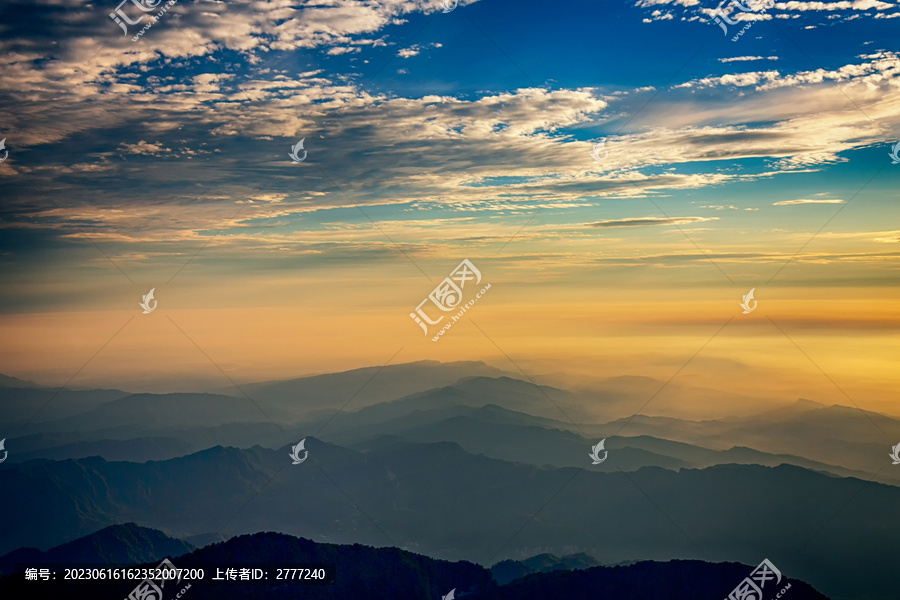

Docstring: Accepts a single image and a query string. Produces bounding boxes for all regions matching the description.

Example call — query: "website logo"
[740,288,757,314]
[410,259,491,341]
[125,558,190,600]
[140,288,157,314]
[589,439,608,464]
[711,0,774,41]
[724,558,788,600]
[290,438,308,464]
[289,139,307,163]
[590,139,608,163]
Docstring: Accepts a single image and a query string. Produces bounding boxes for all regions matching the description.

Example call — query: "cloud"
[775,0,892,11]
[586,216,719,228]
[719,56,779,62]
[398,42,443,58]
[772,199,846,205]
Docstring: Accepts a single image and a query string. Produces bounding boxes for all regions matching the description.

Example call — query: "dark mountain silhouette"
[490,552,599,585]
[0,439,896,598]
[0,530,831,600]
[491,559,830,600]
[0,522,193,576]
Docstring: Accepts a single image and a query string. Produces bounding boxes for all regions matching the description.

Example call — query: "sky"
[0,0,898,415]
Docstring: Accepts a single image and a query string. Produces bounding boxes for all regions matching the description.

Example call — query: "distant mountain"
[1,439,896,598]
[0,386,130,426]
[24,392,280,433]
[0,373,40,388]
[0,530,830,600]
[596,403,900,478]
[491,552,599,585]
[575,374,773,420]
[234,360,512,417]
[1,422,299,465]
[336,405,872,480]
[312,376,590,438]
[2,436,201,463]
[0,522,193,576]
[360,413,689,470]
[326,402,573,446]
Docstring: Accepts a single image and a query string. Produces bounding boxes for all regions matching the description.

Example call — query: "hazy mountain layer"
[0,439,896,599]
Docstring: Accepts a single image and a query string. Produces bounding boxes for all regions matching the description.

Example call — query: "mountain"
[20,392,280,433]
[333,404,873,480]
[0,439,896,598]
[0,385,130,426]
[0,373,40,388]
[1,436,202,463]
[309,376,590,438]
[490,559,830,600]
[234,360,512,416]
[0,530,830,600]
[596,404,900,477]
[0,522,194,576]
[491,552,599,585]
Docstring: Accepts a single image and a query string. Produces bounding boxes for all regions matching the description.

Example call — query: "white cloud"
[772,198,846,205]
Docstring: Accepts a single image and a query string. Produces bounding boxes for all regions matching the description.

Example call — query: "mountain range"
[1,360,897,599]
[0,525,831,600]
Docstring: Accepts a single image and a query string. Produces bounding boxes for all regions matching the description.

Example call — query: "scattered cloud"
[587,216,719,228]
[773,199,846,205]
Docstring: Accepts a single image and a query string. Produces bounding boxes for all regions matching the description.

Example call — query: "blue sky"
[0,0,898,396]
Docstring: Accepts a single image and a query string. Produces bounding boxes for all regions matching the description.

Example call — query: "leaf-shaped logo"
[0,138,7,164]
[442,589,456,600]
[289,139,307,163]
[889,141,900,165]
[740,287,757,314]
[890,443,900,464]
[139,288,157,313]
[0,438,6,464]
[590,139,608,163]
[290,438,308,464]
[589,439,608,464]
